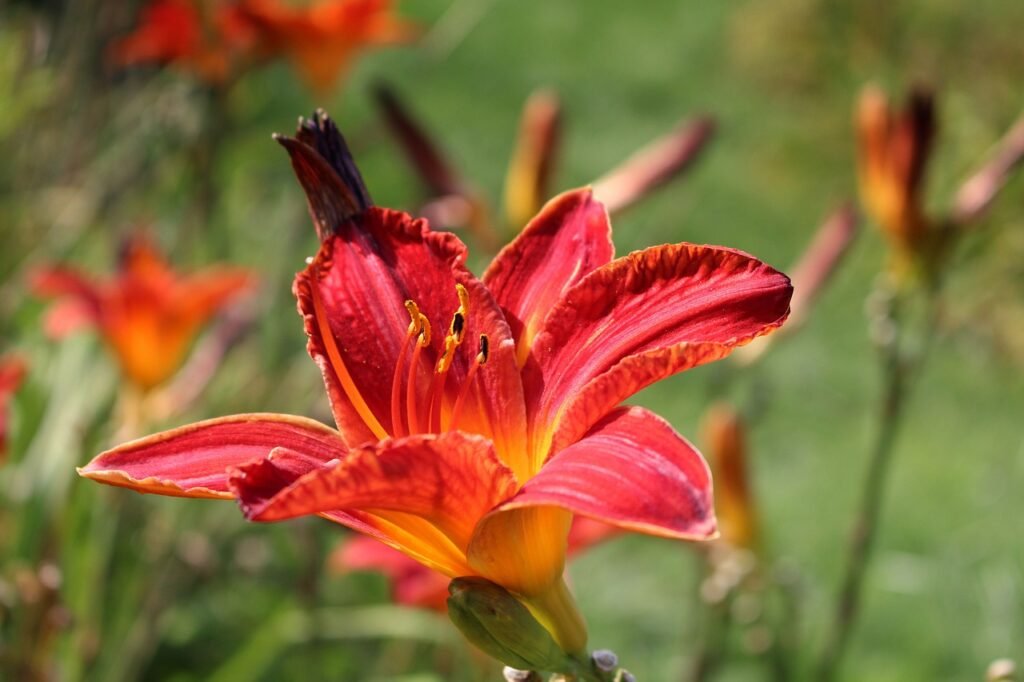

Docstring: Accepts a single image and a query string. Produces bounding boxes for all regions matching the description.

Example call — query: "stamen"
[449,334,489,431]
[450,312,466,344]
[429,336,457,433]
[308,274,388,439]
[405,314,431,435]
[478,334,490,364]
[390,301,422,437]
[450,283,470,343]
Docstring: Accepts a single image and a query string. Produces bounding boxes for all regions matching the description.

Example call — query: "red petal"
[29,267,103,310]
[230,431,517,552]
[179,268,255,323]
[567,517,620,554]
[524,243,792,458]
[293,207,527,453]
[484,189,613,366]
[333,536,449,610]
[497,406,716,540]
[78,414,345,498]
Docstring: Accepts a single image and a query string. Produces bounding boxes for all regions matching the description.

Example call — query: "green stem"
[815,281,941,680]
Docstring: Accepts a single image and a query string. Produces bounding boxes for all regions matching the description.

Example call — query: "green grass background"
[2,0,1023,680]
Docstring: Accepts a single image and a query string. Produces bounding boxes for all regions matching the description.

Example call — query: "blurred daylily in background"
[856,84,1024,282]
[236,0,417,93]
[374,83,715,250]
[30,234,254,392]
[0,355,27,464]
[333,517,621,613]
[855,85,935,268]
[108,0,252,83]
[77,110,791,667]
[111,0,415,91]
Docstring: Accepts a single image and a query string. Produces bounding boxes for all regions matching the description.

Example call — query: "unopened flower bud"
[591,649,619,672]
[616,670,637,682]
[447,577,574,672]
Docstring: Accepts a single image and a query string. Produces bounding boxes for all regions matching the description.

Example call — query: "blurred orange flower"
[31,235,254,391]
[110,0,414,90]
[234,0,417,93]
[108,0,250,83]
[855,85,935,262]
[0,355,27,463]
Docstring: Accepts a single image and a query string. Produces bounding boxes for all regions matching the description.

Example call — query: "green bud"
[447,577,575,672]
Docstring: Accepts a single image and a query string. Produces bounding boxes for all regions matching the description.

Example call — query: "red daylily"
[110,0,413,91]
[31,235,254,391]
[334,517,621,612]
[0,355,27,463]
[109,0,251,82]
[233,0,416,93]
[80,112,791,653]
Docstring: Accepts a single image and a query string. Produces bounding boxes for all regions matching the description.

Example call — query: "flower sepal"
[447,577,578,673]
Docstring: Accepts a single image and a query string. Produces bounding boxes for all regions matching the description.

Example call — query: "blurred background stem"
[815,280,941,680]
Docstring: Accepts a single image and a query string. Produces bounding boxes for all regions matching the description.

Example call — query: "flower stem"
[523,578,589,657]
[815,282,939,680]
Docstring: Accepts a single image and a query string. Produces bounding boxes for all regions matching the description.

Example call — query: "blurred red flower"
[0,355,27,463]
[110,0,414,90]
[31,235,254,391]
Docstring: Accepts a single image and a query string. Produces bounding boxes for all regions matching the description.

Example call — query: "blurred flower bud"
[987,659,1017,681]
[505,89,563,230]
[856,84,936,268]
[592,116,715,215]
[447,577,575,672]
[702,403,758,552]
[591,649,619,672]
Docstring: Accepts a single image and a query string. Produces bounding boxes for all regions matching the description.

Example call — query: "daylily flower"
[0,354,27,463]
[31,234,254,391]
[79,111,791,655]
[110,0,414,91]
[333,517,621,612]
[374,83,715,249]
[109,0,251,83]
[232,0,417,93]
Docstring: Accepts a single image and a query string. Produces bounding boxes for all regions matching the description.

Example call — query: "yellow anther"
[418,314,432,346]
[450,312,466,344]
[404,300,422,335]
[437,336,458,373]
[477,334,489,365]
[456,283,470,314]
